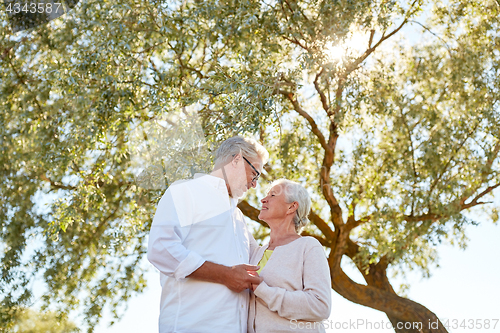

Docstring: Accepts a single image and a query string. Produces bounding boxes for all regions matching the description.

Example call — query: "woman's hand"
[248,270,263,291]
[251,283,260,291]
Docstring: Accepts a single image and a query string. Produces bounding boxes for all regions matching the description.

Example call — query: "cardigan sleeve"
[253,243,332,321]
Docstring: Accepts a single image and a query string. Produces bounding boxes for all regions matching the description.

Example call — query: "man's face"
[228,155,263,198]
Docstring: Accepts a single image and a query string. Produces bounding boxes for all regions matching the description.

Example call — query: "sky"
[92,216,500,333]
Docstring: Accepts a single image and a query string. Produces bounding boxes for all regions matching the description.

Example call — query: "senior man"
[147,136,269,333]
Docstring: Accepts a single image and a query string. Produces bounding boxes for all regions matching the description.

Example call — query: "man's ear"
[231,153,242,167]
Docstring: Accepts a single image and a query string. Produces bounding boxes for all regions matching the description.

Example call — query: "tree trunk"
[238,200,449,333]
[329,227,448,333]
[330,264,448,333]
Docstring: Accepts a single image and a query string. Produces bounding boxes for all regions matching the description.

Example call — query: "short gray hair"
[214,136,269,167]
[269,179,311,233]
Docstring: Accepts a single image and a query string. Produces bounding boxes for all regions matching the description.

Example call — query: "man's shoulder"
[167,176,206,194]
[158,178,198,206]
[170,175,200,186]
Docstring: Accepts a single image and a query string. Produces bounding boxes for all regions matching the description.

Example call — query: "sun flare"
[325,31,370,64]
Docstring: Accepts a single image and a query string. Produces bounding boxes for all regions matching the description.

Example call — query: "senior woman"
[248,179,332,333]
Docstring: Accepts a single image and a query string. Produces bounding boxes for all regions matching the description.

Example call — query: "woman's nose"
[261,197,267,203]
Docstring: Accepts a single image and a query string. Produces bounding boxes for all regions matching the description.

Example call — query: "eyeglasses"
[242,156,261,184]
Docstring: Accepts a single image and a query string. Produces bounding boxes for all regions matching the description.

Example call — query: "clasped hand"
[225,264,263,293]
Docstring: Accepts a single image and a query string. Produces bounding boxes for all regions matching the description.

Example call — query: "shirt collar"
[194,173,238,206]
[194,173,227,190]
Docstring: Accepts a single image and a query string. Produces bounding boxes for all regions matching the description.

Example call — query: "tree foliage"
[9,307,79,333]
[1,0,499,332]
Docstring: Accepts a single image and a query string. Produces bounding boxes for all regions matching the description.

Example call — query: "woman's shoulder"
[280,236,324,253]
[298,237,329,266]
[299,236,324,248]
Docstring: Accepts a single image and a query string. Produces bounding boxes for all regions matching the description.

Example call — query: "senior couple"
[147,136,331,333]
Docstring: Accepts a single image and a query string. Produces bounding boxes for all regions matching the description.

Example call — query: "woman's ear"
[288,201,299,213]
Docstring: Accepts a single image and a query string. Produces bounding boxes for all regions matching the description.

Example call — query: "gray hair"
[214,136,269,168]
[269,179,311,233]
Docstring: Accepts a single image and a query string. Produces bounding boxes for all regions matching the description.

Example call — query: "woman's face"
[258,185,290,222]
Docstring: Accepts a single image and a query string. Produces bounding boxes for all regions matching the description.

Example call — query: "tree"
[1,0,499,332]
[10,308,79,333]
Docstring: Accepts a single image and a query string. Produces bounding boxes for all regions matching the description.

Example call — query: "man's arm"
[148,188,206,280]
[188,262,263,293]
[148,186,263,291]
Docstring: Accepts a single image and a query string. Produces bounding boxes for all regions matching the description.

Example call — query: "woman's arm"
[253,244,332,321]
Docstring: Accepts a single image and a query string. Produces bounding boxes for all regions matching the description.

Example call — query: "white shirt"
[147,173,258,333]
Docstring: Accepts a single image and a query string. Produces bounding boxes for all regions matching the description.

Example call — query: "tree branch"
[351,180,499,231]
[429,122,479,194]
[4,48,44,112]
[484,140,500,174]
[346,214,372,232]
[461,183,500,209]
[368,29,375,48]
[329,255,446,329]
[400,108,418,179]
[408,20,453,57]
[238,199,336,244]
[281,35,310,51]
[284,0,311,24]
[313,68,330,115]
[457,139,500,205]
[238,200,267,228]
[343,0,418,77]
[299,230,328,246]
[279,90,330,154]
[39,174,75,191]
[309,210,335,241]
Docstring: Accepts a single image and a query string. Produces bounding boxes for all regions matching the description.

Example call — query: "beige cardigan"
[248,237,332,333]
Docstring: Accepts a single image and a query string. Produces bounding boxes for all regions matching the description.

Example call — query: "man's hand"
[187,262,262,293]
[224,264,263,293]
